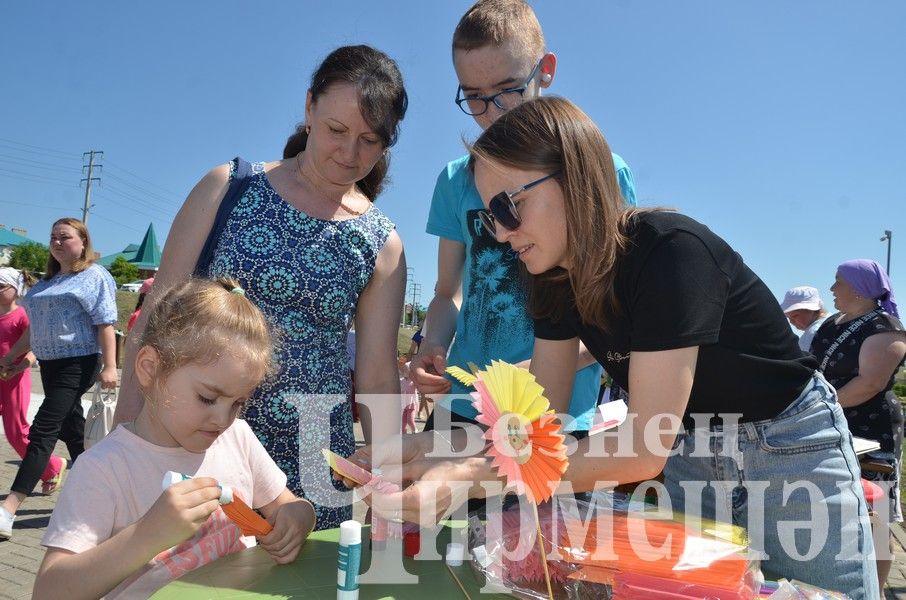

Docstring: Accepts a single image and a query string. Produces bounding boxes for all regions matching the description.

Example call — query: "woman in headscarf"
[811,258,906,590]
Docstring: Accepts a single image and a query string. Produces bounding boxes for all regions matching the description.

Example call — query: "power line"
[95,182,178,218]
[0,167,78,187]
[0,153,82,174]
[0,138,80,160]
[104,158,183,199]
[94,189,175,223]
[87,210,147,234]
[0,199,75,212]
[102,171,183,212]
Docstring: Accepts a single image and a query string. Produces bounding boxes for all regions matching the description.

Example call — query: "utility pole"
[403,267,414,325]
[80,150,103,224]
[881,230,893,274]
[409,282,422,327]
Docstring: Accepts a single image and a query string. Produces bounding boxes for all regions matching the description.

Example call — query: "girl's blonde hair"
[140,277,273,383]
[45,217,95,278]
[470,96,658,331]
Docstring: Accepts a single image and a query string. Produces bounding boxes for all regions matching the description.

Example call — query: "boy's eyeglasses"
[478,171,560,236]
[455,60,542,117]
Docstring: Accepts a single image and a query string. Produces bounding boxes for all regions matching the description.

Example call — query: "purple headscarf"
[837,259,899,318]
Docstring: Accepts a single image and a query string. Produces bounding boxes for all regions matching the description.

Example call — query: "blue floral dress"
[206,160,394,529]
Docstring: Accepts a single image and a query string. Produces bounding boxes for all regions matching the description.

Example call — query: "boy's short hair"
[453,0,545,58]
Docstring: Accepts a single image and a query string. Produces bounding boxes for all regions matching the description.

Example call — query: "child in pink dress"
[399,360,419,433]
[0,268,65,502]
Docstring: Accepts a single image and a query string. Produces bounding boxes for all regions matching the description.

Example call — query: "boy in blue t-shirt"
[412,0,637,432]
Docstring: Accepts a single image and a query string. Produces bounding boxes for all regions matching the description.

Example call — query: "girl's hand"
[258,499,315,564]
[98,365,118,390]
[136,478,223,552]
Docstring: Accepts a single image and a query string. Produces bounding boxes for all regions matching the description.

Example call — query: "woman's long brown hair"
[470,96,645,331]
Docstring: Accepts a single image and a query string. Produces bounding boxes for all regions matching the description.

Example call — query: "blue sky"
[2,1,904,312]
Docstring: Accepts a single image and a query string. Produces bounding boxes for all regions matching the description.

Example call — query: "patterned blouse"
[23,263,117,360]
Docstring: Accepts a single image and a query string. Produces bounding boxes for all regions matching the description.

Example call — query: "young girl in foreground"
[34,278,316,600]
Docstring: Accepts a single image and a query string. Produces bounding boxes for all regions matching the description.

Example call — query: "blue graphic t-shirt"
[426,153,637,430]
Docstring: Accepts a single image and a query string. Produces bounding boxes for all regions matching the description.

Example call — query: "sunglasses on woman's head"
[478,171,560,237]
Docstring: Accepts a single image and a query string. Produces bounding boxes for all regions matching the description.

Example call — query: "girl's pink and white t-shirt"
[42,419,287,598]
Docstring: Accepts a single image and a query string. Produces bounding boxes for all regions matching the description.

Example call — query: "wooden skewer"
[532,502,554,600]
[446,563,472,600]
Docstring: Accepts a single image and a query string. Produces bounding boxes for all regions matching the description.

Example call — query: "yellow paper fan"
[480,360,550,423]
[446,365,479,387]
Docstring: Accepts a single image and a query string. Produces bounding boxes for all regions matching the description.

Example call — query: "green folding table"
[151,525,514,599]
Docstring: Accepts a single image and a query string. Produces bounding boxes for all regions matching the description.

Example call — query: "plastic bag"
[84,383,116,449]
[468,493,761,600]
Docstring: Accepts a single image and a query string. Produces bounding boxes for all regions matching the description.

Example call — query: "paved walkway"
[2,366,906,598]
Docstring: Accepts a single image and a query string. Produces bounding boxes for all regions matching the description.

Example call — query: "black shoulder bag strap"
[818,309,880,372]
[193,157,253,276]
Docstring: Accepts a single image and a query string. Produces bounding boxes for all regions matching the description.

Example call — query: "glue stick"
[337,519,362,600]
[161,471,233,504]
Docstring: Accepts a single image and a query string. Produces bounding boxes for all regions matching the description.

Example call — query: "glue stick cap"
[162,471,189,491]
[340,520,362,546]
[445,542,464,566]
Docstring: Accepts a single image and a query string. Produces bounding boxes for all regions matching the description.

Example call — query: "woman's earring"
[541,73,552,83]
[305,124,311,134]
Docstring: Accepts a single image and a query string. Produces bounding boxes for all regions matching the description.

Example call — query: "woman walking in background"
[0,218,118,539]
[812,259,906,590]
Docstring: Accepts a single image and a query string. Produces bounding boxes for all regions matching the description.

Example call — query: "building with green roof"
[98,223,161,277]
[0,226,42,266]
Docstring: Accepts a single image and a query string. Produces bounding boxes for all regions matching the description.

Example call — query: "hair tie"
[231,287,245,296]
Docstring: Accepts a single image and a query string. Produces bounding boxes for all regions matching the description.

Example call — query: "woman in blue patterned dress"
[115,45,408,529]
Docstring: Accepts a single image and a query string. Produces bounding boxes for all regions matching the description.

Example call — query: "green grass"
[398,325,419,356]
[115,290,138,333]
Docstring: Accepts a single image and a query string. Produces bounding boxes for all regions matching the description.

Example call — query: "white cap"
[780,286,824,313]
[161,471,189,490]
[161,471,232,504]
[340,520,362,546]
[445,542,464,566]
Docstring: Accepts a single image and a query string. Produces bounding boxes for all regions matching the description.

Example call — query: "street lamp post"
[880,230,892,274]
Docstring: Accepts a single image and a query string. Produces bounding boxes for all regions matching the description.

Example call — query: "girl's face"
[0,284,17,308]
[830,272,865,313]
[136,347,263,453]
[49,224,85,270]
[303,83,386,188]
[474,159,569,274]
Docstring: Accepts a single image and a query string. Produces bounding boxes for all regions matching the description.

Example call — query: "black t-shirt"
[534,212,817,424]
[810,311,905,452]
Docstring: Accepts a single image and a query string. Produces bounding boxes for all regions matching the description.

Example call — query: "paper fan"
[448,360,568,600]
[455,360,568,505]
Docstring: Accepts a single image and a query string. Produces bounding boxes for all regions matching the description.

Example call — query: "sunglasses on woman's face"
[478,171,560,237]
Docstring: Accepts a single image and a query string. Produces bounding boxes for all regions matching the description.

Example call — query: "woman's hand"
[258,498,315,564]
[363,457,494,528]
[135,478,223,553]
[98,365,118,390]
[337,431,440,489]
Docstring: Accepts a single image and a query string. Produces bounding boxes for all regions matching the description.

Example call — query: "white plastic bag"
[84,383,116,449]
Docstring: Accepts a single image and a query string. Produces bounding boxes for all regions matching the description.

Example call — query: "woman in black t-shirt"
[355,98,878,598]
[810,259,906,589]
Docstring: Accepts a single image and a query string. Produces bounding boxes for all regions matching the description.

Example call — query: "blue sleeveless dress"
[207,160,394,529]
